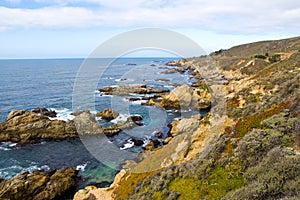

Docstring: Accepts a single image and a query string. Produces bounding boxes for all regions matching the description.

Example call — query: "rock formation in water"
[0,110,77,144]
[0,167,78,200]
[99,84,169,95]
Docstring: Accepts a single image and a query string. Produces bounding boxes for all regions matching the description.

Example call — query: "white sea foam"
[76,162,88,171]
[130,100,148,105]
[142,137,151,147]
[0,146,10,151]
[120,139,134,150]
[27,165,50,173]
[0,164,50,179]
[0,142,18,151]
[49,108,75,121]
[111,113,129,123]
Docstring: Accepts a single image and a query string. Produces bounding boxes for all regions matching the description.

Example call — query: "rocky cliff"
[79,36,300,200]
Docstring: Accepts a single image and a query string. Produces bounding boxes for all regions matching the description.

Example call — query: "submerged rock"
[0,167,78,200]
[0,110,77,144]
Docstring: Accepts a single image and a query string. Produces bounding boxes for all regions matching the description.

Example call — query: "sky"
[1,0,300,58]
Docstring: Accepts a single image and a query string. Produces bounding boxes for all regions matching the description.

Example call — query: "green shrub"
[237,129,290,167]
[225,147,300,199]
[255,54,267,59]
[269,54,281,63]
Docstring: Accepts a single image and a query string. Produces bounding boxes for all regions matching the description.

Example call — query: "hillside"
[75,36,300,200]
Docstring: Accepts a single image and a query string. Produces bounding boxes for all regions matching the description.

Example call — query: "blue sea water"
[0,58,190,188]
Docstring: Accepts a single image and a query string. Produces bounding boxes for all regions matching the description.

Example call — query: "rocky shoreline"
[3,36,298,200]
[0,167,79,200]
[0,59,212,199]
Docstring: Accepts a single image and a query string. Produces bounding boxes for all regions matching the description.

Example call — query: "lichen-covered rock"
[0,167,78,200]
[0,110,77,144]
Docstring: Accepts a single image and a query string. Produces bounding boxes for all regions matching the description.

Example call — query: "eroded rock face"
[74,110,143,137]
[0,167,78,200]
[0,110,77,144]
[144,84,211,110]
[74,170,126,200]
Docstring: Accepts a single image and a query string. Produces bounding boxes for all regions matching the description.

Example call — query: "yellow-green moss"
[206,165,244,199]
[152,191,164,200]
[168,164,244,200]
[169,178,202,200]
[114,172,154,200]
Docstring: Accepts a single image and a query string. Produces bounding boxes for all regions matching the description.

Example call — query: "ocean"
[0,58,190,188]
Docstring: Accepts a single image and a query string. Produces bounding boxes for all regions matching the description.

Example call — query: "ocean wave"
[129,100,148,105]
[76,162,88,172]
[110,113,130,123]
[0,164,50,179]
[0,142,18,151]
[49,108,75,121]
[120,139,134,150]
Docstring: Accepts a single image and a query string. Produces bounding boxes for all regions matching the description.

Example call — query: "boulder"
[129,115,143,122]
[74,110,142,137]
[144,84,211,110]
[144,139,161,151]
[131,138,144,146]
[163,137,172,144]
[96,109,119,121]
[0,110,77,144]
[74,111,104,135]
[0,167,78,200]
[169,115,202,137]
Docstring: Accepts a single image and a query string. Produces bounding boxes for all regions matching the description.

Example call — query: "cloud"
[4,0,21,3]
[0,0,300,34]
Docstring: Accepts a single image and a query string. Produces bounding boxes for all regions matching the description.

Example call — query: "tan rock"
[99,84,168,96]
[0,110,77,143]
[0,168,78,200]
[73,170,126,200]
[96,109,119,121]
[163,137,172,144]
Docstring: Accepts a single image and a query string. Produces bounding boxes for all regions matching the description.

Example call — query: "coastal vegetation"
[0,36,299,199]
